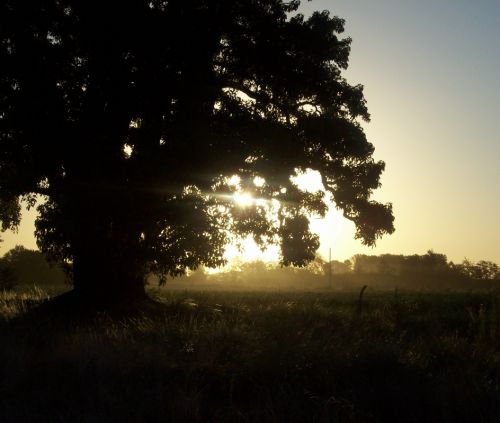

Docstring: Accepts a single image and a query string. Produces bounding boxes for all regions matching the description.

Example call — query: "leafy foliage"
[0,1,393,293]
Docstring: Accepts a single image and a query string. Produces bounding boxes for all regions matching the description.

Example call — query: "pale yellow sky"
[298,0,500,264]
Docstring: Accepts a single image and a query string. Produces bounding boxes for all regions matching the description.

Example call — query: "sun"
[224,236,280,264]
[233,191,254,207]
[291,169,324,192]
[213,169,353,268]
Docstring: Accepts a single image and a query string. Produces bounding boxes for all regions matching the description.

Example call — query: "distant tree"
[402,250,448,274]
[352,254,381,273]
[0,1,394,306]
[0,258,16,290]
[342,259,353,272]
[456,259,499,280]
[323,259,352,275]
[2,245,66,287]
[352,251,449,276]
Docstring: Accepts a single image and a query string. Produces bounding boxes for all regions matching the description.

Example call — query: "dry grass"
[0,288,498,422]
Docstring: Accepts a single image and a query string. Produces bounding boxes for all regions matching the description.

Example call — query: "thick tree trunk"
[69,210,148,308]
[62,163,151,309]
[72,255,147,307]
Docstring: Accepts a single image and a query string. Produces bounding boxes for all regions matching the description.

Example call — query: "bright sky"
[1,0,499,265]
[303,0,500,264]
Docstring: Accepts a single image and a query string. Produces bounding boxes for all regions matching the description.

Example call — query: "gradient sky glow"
[304,0,500,264]
[1,0,499,264]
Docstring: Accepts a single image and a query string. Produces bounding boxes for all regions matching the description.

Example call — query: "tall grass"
[0,288,498,422]
[0,286,50,321]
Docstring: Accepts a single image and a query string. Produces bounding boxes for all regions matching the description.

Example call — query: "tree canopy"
[0,0,394,301]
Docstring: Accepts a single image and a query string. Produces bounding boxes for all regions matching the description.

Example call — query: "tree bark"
[72,254,147,307]
[69,206,148,307]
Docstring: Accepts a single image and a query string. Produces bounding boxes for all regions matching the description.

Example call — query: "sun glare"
[291,169,324,192]
[227,174,240,187]
[233,192,254,207]
[212,169,351,268]
[253,176,265,187]
[225,236,280,263]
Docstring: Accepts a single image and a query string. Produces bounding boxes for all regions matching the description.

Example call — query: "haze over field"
[1,0,499,265]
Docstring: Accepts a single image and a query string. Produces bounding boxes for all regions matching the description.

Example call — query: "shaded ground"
[0,288,499,422]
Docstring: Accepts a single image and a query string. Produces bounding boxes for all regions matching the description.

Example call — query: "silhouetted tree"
[0,1,394,305]
[322,259,351,275]
[352,254,381,273]
[456,259,499,280]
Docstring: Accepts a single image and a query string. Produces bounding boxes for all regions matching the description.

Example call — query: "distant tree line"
[0,246,66,290]
[343,250,499,290]
[1,245,498,292]
[452,258,499,280]
[169,250,500,291]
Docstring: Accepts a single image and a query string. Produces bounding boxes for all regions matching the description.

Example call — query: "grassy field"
[0,287,499,422]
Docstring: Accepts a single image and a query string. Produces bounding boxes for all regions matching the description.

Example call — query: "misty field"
[0,288,499,422]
